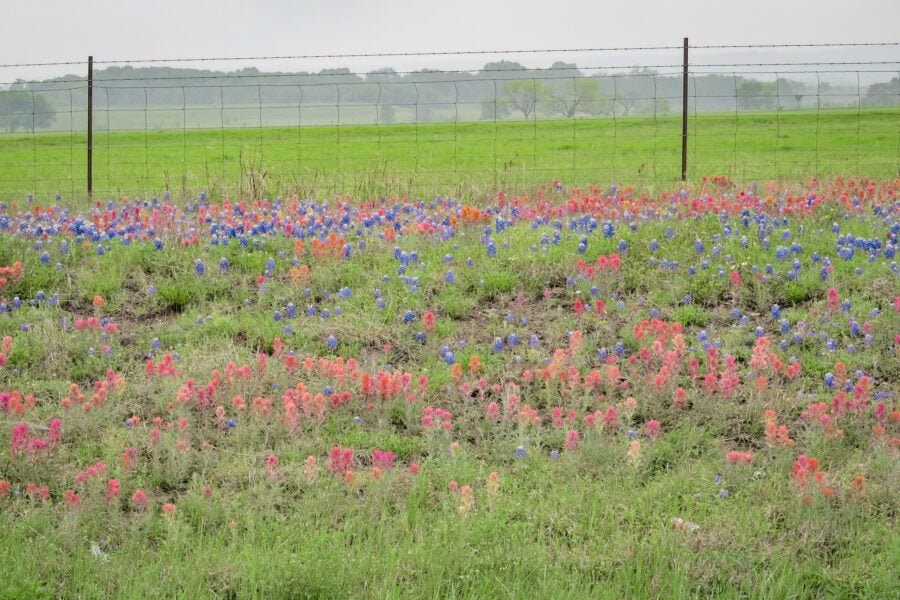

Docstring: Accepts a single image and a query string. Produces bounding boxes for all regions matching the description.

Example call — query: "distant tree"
[736,79,775,110]
[616,91,640,116]
[480,99,511,121]
[583,92,616,117]
[862,77,900,107]
[501,80,551,119]
[480,61,527,79]
[0,90,54,132]
[366,68,401,83]
[773,77,807,110]
[317,68,353,76]
[550,78,600,118]
[548,62,582,79]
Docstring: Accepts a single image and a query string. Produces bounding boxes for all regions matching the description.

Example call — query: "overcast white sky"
[2,0,898,79]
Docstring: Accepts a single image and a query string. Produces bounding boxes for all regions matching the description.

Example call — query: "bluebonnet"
[440,346,455,364]
[603,222,615,238]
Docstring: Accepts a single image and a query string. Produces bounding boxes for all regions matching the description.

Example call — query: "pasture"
[0,107,897,200]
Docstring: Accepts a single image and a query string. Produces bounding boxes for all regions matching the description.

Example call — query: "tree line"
[2,61,898,131]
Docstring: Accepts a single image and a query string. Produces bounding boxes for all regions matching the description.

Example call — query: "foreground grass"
[0,178,897,598]
[0,107,898,200]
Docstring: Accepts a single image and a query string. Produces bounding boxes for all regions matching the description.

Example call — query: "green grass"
[0,107,898,201]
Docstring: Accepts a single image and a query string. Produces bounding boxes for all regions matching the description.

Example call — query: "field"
[0,107,898,200]
[0,129,898,597]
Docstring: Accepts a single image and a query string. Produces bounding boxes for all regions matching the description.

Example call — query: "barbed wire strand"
[2,42,898,70]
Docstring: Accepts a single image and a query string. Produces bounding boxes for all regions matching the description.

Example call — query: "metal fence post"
[87,56,93,198]
[681,38,688,182]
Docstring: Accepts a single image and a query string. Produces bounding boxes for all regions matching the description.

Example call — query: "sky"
[1,0,898,80]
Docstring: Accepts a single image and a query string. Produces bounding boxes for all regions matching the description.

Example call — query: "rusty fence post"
[87,55,93,198]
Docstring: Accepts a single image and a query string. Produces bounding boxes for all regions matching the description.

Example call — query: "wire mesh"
[0,43,898,200]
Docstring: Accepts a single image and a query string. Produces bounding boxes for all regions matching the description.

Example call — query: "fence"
[0,41,898,200]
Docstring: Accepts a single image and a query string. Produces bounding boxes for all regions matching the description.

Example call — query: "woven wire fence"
[0,42,898,200]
